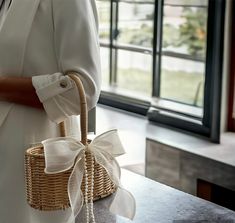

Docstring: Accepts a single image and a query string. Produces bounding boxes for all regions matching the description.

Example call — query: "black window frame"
[98,0,226,143]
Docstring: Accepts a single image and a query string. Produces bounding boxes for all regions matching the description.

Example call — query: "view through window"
[97,0,154,99]
[97,0,208,108]
[160,0,208,107]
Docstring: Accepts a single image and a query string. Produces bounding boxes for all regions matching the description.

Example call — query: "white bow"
[42,129,136,222]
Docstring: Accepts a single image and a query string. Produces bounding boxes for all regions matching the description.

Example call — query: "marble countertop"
[76,169,235,223]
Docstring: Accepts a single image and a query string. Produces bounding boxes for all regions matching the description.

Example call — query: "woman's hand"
[0,76,43,109]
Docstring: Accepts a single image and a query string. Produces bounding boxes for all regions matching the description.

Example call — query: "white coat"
[0,0,101,222]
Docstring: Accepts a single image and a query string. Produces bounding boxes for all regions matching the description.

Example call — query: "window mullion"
[152,0,164,97]
[113,0,119,85]
[202,0,226,142]
[109,0,114,86]
[109,0,119,86]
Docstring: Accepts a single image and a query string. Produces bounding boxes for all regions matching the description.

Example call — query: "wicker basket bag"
[24,73,116,211]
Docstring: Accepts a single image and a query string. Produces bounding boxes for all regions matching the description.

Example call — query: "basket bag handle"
[59,73,96,222]
[58,72,88,145]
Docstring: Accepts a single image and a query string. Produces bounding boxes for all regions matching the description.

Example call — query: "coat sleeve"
[32,0,101,124]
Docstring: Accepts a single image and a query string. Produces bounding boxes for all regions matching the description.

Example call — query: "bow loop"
[42,137,85,174]
[91,129,125,156]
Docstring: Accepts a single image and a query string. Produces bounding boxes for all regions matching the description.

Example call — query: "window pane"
[160,56,205,107]
[117,2,154,48]
[97,1,110,43]
[116,50,152,97]
[164,0,208,6]
[162,5,208,58]
[160,2,208,107]
[100,47,110,87]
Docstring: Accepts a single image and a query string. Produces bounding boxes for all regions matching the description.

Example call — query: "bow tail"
[67,157,85,219]
[92,150,136,220]
[109,186,136,220]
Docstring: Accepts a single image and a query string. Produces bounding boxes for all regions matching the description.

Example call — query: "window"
[97,0,226,142]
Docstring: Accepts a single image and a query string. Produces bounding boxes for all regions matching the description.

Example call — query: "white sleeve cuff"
[32,73,73,102]
[32,73,81,123]
[42,98,67,124]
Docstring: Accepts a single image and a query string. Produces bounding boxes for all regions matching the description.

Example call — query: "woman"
[0,0,101,222]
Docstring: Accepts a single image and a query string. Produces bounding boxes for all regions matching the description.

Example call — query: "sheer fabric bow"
[42,129,136,222]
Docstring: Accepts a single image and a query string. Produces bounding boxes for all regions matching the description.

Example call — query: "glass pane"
[164,0,208,6]
[160,56,205,107]
[100,47,110,87]
[116,2,154,48]
[162,5,208,58]
[160,3,208,107]
[116,50,152,97]
[97,1,110,43]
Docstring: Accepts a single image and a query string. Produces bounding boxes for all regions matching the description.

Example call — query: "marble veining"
[76,170,235,223]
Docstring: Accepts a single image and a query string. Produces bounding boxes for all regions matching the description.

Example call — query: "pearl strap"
[84,150,96,223]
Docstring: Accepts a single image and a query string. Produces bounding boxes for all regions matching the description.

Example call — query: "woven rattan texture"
[25,146,116,211]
